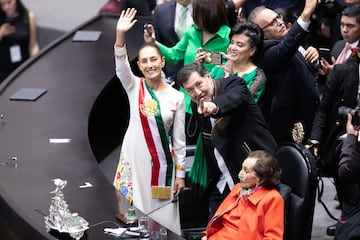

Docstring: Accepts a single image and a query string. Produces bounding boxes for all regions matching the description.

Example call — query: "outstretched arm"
[114,8,138,90]
[300,0,320,22]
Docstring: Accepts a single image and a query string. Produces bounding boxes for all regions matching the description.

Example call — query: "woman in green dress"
[198,21,266,103]
[144,0,231,114]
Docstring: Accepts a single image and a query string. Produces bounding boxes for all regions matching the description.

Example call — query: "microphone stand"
[107,197,179,236]
[116,196,178,224]
[142,197,178,218]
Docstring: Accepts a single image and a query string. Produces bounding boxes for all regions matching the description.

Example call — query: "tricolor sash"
[139,78,173,199]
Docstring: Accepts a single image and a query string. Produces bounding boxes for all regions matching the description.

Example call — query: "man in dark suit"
[308,51,360,236]
[248,0,320,145]
[309,52,360,190]
[320,4,360,74]
[336,112,360,240]
[153,0,192,88]
[177,62,278,219]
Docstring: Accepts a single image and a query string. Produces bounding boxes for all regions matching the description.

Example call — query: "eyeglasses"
[262,14,283,30]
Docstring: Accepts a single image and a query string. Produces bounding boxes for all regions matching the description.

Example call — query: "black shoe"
[326,224,336,236]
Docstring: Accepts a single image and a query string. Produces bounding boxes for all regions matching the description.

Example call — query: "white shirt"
[174,3,193,35]
[209,118,234,193]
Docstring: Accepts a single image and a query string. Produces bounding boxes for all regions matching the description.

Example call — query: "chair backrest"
[275,143,317,240]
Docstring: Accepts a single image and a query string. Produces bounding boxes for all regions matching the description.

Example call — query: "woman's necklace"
[239,185,262,200]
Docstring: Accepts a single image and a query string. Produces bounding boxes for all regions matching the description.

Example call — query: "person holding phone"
[197,21,266,103]
[144,0,231,115]
[335,113,360,239]
[319,4,360,75]
[248,0,320,145]
[307,46,360,236]
[0,0,39,83]
[152,0,193,89]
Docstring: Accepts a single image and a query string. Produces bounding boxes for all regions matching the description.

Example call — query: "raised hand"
[220,52,235,77]
[115,8,137,48]
[301,0,320,22]
[116,8,137,33]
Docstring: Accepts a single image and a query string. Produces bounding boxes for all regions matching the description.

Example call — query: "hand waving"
[116,8,137,33]
[115,8,137,48]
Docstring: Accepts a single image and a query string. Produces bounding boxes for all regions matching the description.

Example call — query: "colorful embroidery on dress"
[114,152,133,203]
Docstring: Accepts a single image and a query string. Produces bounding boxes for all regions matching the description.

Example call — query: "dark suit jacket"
[336,134,360,239]
[255,21,320,144]
[339,134,360,184]
[154,0,179,47]
[331,40,360,60]
[120,0,156,16]
[153,0,184,87]
[193,76,278,194]
[310,58,359,176]
[331,40,347,59]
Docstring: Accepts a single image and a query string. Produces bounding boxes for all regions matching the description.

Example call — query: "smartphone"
[197,49,223,65]
[143,23,153,36]
[319,47,331,63]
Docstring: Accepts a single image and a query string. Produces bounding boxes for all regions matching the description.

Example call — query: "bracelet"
[115,53,127,60]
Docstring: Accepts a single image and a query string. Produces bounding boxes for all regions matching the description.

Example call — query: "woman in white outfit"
[113,8,186,235]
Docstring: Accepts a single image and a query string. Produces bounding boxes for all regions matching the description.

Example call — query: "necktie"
[176,6,188,39]
[336,42,351,64]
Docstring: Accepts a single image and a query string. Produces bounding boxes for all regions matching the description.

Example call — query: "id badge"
[10,45,22,63]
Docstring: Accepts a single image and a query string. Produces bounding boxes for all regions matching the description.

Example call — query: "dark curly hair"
[249,150,281,189]
[229,21,264,59]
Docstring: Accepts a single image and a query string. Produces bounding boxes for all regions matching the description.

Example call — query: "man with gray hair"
[248,0,320,145]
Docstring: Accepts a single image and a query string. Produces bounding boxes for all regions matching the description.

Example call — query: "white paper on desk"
[72,30,102,42]
[10,88,47,101]
[104,227,140,237]
[104,227,127,236]
[49,138,71,143]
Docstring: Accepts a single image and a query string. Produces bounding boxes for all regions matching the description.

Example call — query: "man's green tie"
[176,6,188,39]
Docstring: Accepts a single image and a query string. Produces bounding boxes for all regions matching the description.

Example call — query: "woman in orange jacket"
[203,150,284,240]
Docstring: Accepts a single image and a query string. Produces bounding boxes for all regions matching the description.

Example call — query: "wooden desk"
[0,14,183,240]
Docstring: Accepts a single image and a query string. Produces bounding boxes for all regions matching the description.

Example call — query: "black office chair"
[180,144,208,240]
[275,143,318,240]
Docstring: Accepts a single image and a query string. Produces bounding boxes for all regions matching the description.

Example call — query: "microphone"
[142,196,178,218]
[104,197,179,237]
[116,195,178,224]
[109,197,178,236]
